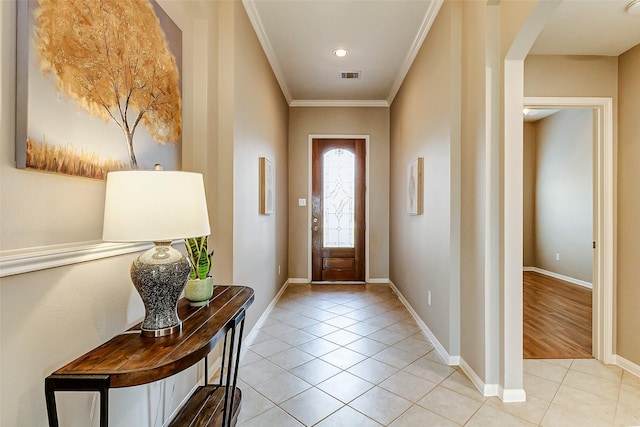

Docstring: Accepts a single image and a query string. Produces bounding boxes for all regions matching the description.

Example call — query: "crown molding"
[387,0,444,105]
[290,99,389,108]
[242,0,293,104]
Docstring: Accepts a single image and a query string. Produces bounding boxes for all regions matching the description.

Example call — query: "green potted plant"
[184,236,214,306]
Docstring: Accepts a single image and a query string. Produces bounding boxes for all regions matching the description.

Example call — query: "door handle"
[312,226,319,232]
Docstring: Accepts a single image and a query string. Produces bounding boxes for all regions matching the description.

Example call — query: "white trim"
[242,0,293,104]
[613,354,640,379]
[242,279,291,352]
[287,278,309,284]
[524,97,614,364]
[0,241,152,278]
[523,267,592,289]
[460,358,499,397]
[388,280,458,366]
[500,387,527,403]
[311,281,366,285]
[307,135,371,284]
[386,0,444,104]
[290,100,389,108]
[366,278,390,284]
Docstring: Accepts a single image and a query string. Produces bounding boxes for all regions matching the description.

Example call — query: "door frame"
[307,134,370,283]
[523,97,614,363]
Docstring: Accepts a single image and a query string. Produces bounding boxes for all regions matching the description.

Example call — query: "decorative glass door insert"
[322,148,355,248]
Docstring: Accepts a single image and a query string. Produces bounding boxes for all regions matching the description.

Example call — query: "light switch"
[298,198,307,207]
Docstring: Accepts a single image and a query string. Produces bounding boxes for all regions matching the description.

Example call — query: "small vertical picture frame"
[259,157,275,215]
[407,157,423,215]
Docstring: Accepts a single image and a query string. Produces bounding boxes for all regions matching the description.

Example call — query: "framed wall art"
[407,157,423,215]
[15,0,183,179]
[259,157,275,215]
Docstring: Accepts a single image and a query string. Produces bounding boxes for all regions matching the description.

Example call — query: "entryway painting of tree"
[16,0,182,179]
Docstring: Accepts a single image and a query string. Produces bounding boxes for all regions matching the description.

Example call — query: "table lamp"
[102,168,210,337]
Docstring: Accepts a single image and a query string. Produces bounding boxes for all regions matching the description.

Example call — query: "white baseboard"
[388,280,458,366]
[367,278,390,284]
[613,354,640,379]
[288,277,390,284]
[459,357,498,397]
[288,278,309,284]
[242,279,291,353]
[523,266,592,289]
[312,281,366,285]
[500,387,527,403]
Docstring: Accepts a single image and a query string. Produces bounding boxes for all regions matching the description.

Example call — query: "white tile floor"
[236,283,640,426]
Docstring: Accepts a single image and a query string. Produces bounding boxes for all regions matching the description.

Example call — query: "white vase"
[184,277,214,306]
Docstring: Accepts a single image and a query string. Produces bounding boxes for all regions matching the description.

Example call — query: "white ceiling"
[243,0,640,107]
[530,0,640,56]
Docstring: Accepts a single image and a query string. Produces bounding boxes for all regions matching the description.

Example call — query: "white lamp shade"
[103,170,211,242]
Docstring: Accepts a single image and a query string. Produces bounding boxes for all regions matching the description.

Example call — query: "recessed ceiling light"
[333,49,349,58]
[626,0,640,14]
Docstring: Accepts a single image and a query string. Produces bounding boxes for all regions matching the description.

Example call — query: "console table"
[45,285,254,427]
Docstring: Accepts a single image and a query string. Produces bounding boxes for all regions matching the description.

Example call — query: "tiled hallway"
[237,283,640,426]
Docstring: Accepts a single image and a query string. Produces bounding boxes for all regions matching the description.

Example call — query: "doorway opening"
[309,136,368,283]
[523,97,614,363]
[522,107,594,359]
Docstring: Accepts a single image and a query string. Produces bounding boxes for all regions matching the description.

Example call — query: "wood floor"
[523,271,592,359]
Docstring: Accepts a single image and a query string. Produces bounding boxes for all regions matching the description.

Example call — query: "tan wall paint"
[1,2,215,425]
[288,107,390,280]
[617,44,640,362]
[231,1,289,330]
[534,110,593,282]
[525,55,619,99]
[523,55,640,366]
[523,122,536,266]
[0,0,288,425]
[390,0,461,355]
[459,0,488,381]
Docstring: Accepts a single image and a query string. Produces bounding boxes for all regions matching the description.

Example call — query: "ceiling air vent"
[340,71,361,79]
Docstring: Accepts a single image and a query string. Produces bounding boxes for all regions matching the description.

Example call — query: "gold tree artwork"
[34,0,181,168]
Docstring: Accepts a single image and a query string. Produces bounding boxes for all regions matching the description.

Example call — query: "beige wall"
[390,0,460,356]
[617,43,640,361]
[230,1,289,330]
[525,55,619,99]
[288,107,390,280]
[525,52,640,366]
[0,1,288,425]
[459,0,489,382]
[534,109,593,282]
[523,122,536,266]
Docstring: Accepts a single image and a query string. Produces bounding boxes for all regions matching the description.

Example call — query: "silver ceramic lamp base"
[130,241,191,337]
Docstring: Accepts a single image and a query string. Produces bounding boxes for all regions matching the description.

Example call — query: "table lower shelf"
[168,385,242,427]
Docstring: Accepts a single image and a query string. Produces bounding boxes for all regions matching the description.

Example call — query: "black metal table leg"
[45,375,110,427]
[45,378,60,427]
[222,325,237,426]
[228,317,246,426]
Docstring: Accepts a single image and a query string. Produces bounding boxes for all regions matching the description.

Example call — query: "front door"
[311,138,365,282]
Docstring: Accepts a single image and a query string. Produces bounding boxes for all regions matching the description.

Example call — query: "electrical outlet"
[298,198,307,206]
[555,253,560,261]
[427,291,432,306]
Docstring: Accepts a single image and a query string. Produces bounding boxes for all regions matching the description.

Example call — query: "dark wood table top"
[51,285,255,388]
